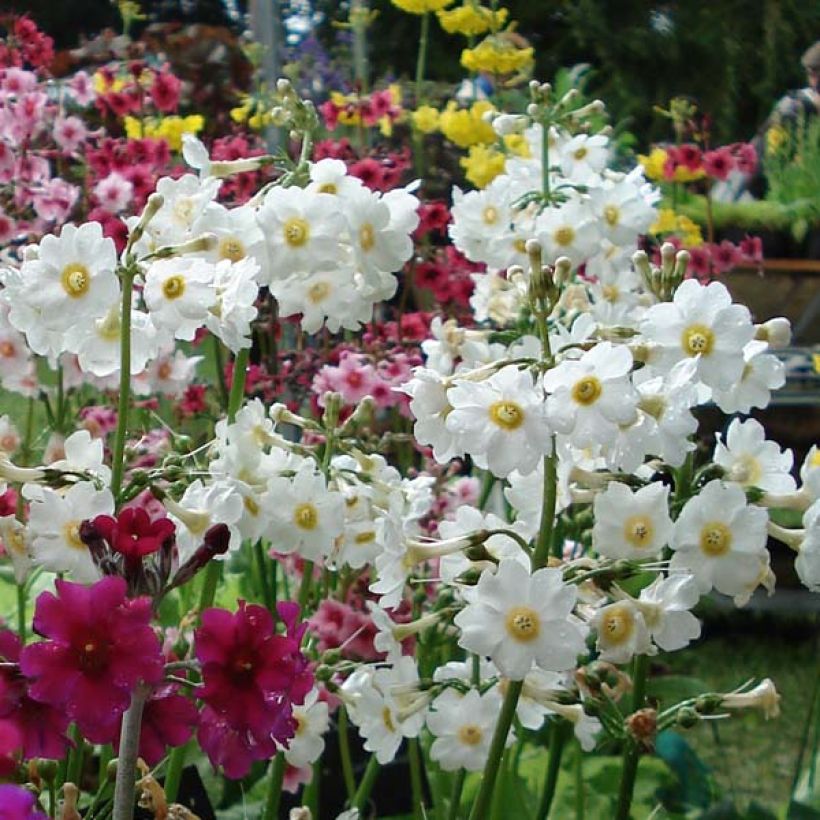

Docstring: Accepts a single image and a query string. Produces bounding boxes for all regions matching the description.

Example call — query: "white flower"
[588,174,656,246]
[0,515,32,584]
[148,174,221,246]
[48,429,112,485]
[543,342,638,449]
[591,599,653,664]
[283,688,330,768]
[714,418,795,494]
[796,501,820,592]
[670,480,769,602]
[640,279,755,390]
[559,133,609,185]
[401,367,463,464]
[307,158,364,199]
[801,447,820,502]
[446,365,552,478]
[344,187,413,275]
[427,688,509,771]
[710,341,785,414]
[455,558,586,680]
[257,185,345,277]
[133,347,201,398]
[265,462,345,561]
[421,317,490,376]
[204,257,260,352]
[0,415,20,456]
[592,481,673,560]
[634,574,701,652]
[26,481,114,581]
[720,679,780,719]
[535,199,601,267]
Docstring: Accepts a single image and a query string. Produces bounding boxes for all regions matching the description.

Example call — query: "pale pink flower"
[53,116,87,154]
[93,172,133,214]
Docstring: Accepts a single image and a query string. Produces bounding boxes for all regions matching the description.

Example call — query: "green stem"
[353,755,380,813]
[408,737,425,820]
[227,347,250,422]
[254,540,275,611]
[414,12,430,106]
[575,744,585,820]
[297,560,314,612]
[615,654,650,820]
[110,267,136,499]
[351,0,370,93]
[338,707,357,802]
[163,742,188,803]
[66,725,84,788]
[535,721,567,820]
[447,769,467,820]
[212,335,229,411]
[477,471,495,511]
[303,760,320,815]
[16,584,26,645]
[541,119,551,201]
[262,753,286,820]
[112,683,150,820]
[198,561,222,613]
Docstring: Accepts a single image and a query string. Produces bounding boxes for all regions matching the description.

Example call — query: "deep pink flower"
[739,234,763,264]
[0,783,46,819]
[710,240,742,275]
[195,601,312,778]
[702,148,735,181]
[348,157,384,190]
[92,508,176,561]
[676,143,702,172]
[150,70,182,113]
[734,142,758,175]
[20,577,164,743]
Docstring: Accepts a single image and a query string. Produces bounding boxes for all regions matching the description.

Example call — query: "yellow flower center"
[603,204,620,227]
[173,197,195,224]
[488,400,524,431]
[243,495,260,516]
[638,394,666,420]
[218,236,246,262]
[294,502,319,531]
[728,454,762,486]
[482,206,499,225]
[359,223,376,251]
[601,604,634,645]
[699,521,732,557]
[681,323,715,356]
[513,237,527,254]
[60,263,90,299]
[571,376,602,406]
[318,183,337,194]
[623,515,654,549]
[294,713,306,735]
[458,724,484,746]
[6,528,26,555]
[354,530,377,545]
[63,520,85,551]
[307,281,330,304]
[505,606,540,642]
[382,706,396,733]
[283,217,310,248]
[0,341,15,357]
[554,226,575,247]
[601,284,619,302]
[574,147,588,161]
[162,274,186,300]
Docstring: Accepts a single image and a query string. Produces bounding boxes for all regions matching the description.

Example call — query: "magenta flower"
[20,577,164,743]
[195,602,313,778]
[92,508,175,561]
[0,784,47,819]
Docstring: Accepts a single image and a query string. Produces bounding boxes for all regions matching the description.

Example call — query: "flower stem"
[227,347,250,422]
[615,653,650,820]
[212,335,229,412]
[162,741,188,803]
[262,753,286,820]
[535,721,567,820]
[254,539,275,611]
[414,11,430,106]
[408,737,425,820]
[353,754,380,813]
[16,584,25,645]
[447,769,467,820]
[111,267,136,499]
[112,683,150,820]
[338,707,356,801]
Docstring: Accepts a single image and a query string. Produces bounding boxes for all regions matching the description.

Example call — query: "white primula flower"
[148,174,221,246]
[0,515,32,584]
[265,462,345,561]
[559,133,609,185]
[591,599,653,664]
[421,317,490,376]
[634,574,701,651]
[714,417,795,494]
[710,340,785,414]
[133,346,202,398]
[455,558,586,680]
[427,688,510,771]
[535,199,601,267]
[446,365,552,478]
[204,257,260,352]
[48,429,112,485]
[543,342,638,449]
[449,178,519,266]
[344,186,413,275]
[0,415,20,456]
[282,688,330,768]
[670,480,769,602]
[143,256,216,341]
[640,279,755,390]
[592,481,673,560]
[307,158,364,198]
[588,174,656,246]
[26,481,114,581]
[795,501,820,592]
[401,367,463,464]
[257,185,345,277]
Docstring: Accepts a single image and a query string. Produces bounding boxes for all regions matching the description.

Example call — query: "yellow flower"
[677,215,703,246]
[766,125,788,155]
[379,115,394,137]
[461,144,506,188]
[230,101,252,124]
[388,83,403,106]
[93,71,126,94]
[439,100,496,148]
[649,208,677,234]
[638,147,668,182]
[391,0,453,13]
[123,116,143,140]
[461,37,534,75]
[412,105,440,133]
[503,133,530,158]
[437,4,508,36]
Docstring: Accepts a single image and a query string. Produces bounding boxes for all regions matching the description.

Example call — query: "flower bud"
[625,707,657,749]
[676,706,700,729]
[755,317,791,349]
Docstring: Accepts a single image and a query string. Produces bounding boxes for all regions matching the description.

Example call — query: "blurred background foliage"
[8,0,820,147]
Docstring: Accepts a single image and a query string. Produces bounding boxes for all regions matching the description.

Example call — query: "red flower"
[92,508,176,562]
[19,577,164,743]
[702,148,735,181]
[195,601,313,778]
[734,142,758,175]
[710,240,742,275]
[150,70,182,113]
[180,384,207,417]
[348,157,385,190]
[677,144,702,172]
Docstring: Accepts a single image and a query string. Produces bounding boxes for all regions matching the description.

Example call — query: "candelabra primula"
[0,72,812,820]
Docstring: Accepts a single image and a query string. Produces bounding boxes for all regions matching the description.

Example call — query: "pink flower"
[1,68,37,95]
[686,245,711,281]
[31,178,78,223]
[79,405,118,438]
[739,234,763,264]
[702,148,735,181]
[20,577,164,743]
[195,602,313,778]
[733,142,758,175]
[67,70,95,106]
[53,116,87,154]
[93,171,133,214]
[283,762,313,794]
[149,70,182,113]
[0,784,46,819]
[676,143,702,172]
[710,240,742,275]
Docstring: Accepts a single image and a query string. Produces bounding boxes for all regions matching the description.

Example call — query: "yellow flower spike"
[461,37,534,75]
[391,0,453,13]
[437,3,508,36]
[412,105,440,134]
[461,144,506,188]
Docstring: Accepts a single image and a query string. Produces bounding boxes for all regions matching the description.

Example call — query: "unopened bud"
[276,78,294,95]
[37,759,58,783]
[554,256,573,286]
[660,242,676,277]
[672,249,690,283]
[755,317,791,349]
[676,706,699,729]
[625,707,657,749]
[526,102,539,118]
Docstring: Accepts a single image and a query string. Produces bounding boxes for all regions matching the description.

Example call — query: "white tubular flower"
[640,279,755,391]
[719,678,781,720]
[445,365,552,479]
[548,703,603,751]
[710,341,785,415]
[796,501,820,592]
[401,367,463,465]
[0,515,32,584]
[427,688,510,771]
[265,462,345,562]
[282,688,330,768]
[543,342,638,449]
[257,185,345,277]
[48,429,112,485]
[670,480,769,602]
[714,417,796,495]
[591,599,653,665]
[26,481,114,582]
[204,257,260,353]
[143,256,216,341]
[634,574,702,652]
[455,558,586,680]
[592,481,673,560]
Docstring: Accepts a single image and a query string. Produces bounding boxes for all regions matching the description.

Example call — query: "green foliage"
[677,194,820,236]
